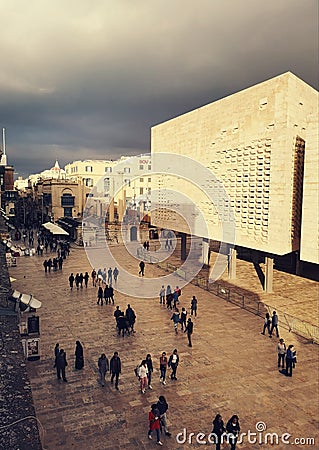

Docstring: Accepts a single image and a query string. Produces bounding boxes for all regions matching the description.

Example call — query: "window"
[105,166,112,173]
[148,178,151,183]
[124,179,131,187]
[104,177,110,192]
[140,187,144,195]
[148,165,151,170]
[85,178,93,187]
[139,165,144,170]
[61,194,75,207]
[140,178,144,182]
[64,207,72,217]
[85,166,93,172]
[124,167,130,173]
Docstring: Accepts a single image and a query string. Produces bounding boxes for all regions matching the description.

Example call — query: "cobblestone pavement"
[9,243,319,450]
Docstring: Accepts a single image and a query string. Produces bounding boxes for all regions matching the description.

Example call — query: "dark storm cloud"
[0,0,317,178]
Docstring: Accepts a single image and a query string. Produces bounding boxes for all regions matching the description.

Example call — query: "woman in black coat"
[226,415,240,450]
[211,414,226,450]
[75,341,84,370]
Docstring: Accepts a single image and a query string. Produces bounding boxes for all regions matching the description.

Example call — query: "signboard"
[26,338,40,361]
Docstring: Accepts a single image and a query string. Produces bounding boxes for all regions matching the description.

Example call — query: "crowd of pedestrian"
[261,310,297,377]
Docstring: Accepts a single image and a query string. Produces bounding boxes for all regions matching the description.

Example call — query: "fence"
[154,260,319,344]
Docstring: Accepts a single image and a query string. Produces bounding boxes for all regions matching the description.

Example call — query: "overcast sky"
[0,0,318,178]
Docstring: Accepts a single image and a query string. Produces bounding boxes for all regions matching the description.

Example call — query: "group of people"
[135,349,180,389]
[148,396,171,445]
[211,414,241,450]
[43,256,64,272]
[54,341,84,382]
[113,305,136,336]
[68,272,90,289]
[158,285,198,347]
[262,311,297,377]
[92,267,119,286]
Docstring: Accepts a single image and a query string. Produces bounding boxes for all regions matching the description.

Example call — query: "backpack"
[134,365,139,377]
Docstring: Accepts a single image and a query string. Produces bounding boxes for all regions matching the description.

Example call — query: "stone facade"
[151,72,318,263]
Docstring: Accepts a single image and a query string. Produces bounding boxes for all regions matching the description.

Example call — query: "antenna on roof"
[0,127,7,165]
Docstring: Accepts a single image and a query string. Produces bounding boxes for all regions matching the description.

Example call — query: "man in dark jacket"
[139,260,145,276]
[125,304,136,333]
[184,318,194,347]
[156,395,171,436]
[55,349,68,382]
[110,351,121,390]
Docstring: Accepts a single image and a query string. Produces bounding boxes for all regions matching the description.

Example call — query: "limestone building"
[151,72,318,281]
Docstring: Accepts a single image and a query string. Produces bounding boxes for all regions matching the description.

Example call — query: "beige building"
[64,159,119,187]
[151,72,318,280]
[36,178,87,222]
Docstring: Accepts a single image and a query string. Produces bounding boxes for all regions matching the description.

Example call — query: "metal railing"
[154,260,319,344]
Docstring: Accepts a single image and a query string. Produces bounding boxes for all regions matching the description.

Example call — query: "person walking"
[211,414,226,450]
[190,296,198,317]
[125,304,136,333]
[107,267,113,285]
[43,260,48,273]
[180,307,187,331]
[98,353,109,387]
[159,285,165,305]
[139,260,145,276]
[110,351,121,390]
[261,312,271,336]
[166,285,173,310]
[138,360,149,394]
[172,289,179,309]
[68,273,75,290]
[145,353,153,389]
[91,269,97,287]
[97,286,104,305]
[286,345,295,377]
[226,415,240,450]
[55,349,68,382]
[104,284,110,304]
[75,273,80,290]
[83,271,89,288]
[109,285,115,304]
[184,318,194,347]
[53,343,59,368]
[148,404,163,445]
[113,267,119,282]
[270,311,279,338]
[277,338,286,369]
[75,341,84,370]
[159,352,168,385]
[79,273,84,289]
[170,308,180,334]
[168,349,179,381]
[157,395,171,437]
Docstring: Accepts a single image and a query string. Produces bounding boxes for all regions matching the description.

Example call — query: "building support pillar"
[201,238,210,266]
[181,233,187,261]
[228,247,237,279]
[264,256,273,293]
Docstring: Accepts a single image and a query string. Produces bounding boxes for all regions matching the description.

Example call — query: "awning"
[42,222,69,236]
[11,290,42,309]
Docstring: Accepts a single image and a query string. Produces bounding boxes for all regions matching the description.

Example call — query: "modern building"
[151,72,319,286]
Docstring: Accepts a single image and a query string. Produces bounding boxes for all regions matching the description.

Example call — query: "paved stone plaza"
[9,243,319,450]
